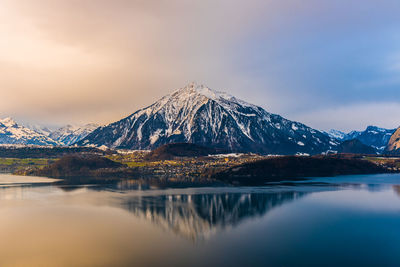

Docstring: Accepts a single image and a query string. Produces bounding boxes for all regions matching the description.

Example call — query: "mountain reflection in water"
[1,174,400,266]
[2,178,399,242]
[0,180,308,242]
[120,191,307,241]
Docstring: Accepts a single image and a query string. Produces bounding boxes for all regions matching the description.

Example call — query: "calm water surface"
[1,174,400,266]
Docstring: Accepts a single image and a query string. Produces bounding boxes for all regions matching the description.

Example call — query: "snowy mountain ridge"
[327,126,396,151]
[0,117,99,146]
[49,123,99,146]
[326,129,347,141]
[23,123,53,137]
[0,117,59,146]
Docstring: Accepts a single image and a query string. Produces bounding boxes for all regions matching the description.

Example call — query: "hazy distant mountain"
[24,123,53,137]
[50,124,99,146]
[386,127,400,154]
[0,117,59,146]
[78,82,338,154]
[327,126,395,151]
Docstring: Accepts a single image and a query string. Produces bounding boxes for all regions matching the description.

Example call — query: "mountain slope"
[24,123,53,137]
[386,127,400,154]
[0,118,59,146]
[337,139,377,154]
[327,129,347,140]
[78,83,338,154]
[50,124,99,146]
[327,126,395,151]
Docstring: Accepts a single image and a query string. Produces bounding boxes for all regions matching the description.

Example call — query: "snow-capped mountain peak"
[326,129,347,140]
[0,117,59,146]
[170,82,255,109]
[50,123,99,145]
[0,117,18,128]
[327,125,396,152]
[24,123,53,137]
[174,82,233,101]
[78,83,337,154]
[15,121,100,146]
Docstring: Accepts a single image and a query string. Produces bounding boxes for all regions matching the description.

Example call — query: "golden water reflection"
[0,184,306,266]
[2,174,400,266]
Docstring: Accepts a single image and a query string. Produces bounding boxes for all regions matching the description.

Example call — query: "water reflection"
[120,191,307,241]
[0,183,57,200]
[0,181,309,241]
[1,175,399,243]
[0,174,400,266]
[393,185,400,197]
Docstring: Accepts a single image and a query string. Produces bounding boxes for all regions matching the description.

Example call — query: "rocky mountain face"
[386,127,400,154]
[0,118,59,146]
[327,126,396,151]
[78,83,338,154]
[50,124,99,146]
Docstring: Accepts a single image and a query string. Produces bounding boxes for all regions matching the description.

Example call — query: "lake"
[0,174,400,266]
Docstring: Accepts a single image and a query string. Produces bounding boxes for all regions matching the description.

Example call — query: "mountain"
[78,83,338,154]
[386,127,400,154]
[24,123,53,137]
[327,126,395,151]
[337,139,377,155]
[326,129,347,140]
[50,124,99,146]
[0,117,59,146]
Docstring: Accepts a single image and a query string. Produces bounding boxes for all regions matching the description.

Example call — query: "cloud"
[0,0,400,130]
[1,0,267,125]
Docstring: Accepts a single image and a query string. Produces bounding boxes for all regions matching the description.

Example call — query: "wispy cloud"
[1,0,400,130]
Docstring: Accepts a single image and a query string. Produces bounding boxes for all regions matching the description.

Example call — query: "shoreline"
[11,153,400,186]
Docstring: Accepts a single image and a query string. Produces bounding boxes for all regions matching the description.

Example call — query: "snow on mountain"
[24,123,53,137]
[328,126,396,151]
[326,129,347,140]
[0,117,59,146]
[50,124,99,146]
[78,82,338,154]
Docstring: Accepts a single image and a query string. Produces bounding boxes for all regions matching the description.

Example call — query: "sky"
[1,0,400,132]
